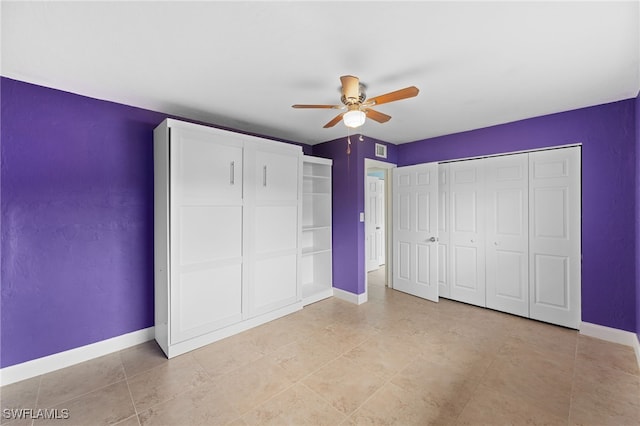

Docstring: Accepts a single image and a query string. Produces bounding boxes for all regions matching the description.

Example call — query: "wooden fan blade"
[365,86,419,106]
[340,75,360,101]
[292,104,342,109]
[364,108,392,124]
[323,113,345,128]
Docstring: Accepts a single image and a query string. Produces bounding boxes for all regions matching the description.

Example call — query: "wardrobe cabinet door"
[255,150,299,202]
[170,129,244,344]
[529,148,581,329]
[485,154,529,317]
[449,159,486,307]
[249,148,300,316]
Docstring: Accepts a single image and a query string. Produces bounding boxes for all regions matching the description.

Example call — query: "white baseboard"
[302,288,334,307]
[579,322,640,369]
[333,287,368,305]
[0,327,155,386]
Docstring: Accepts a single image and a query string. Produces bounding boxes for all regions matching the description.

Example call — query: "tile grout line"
[567,335,580,425]
[31,375,42,426]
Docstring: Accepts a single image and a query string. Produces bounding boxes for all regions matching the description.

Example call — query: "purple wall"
[636,91,640,342]
[0,78,309,368]
[312,135,397,295]
[399,99,637,333]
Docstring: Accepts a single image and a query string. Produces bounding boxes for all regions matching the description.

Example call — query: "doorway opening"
[364,159,395,298]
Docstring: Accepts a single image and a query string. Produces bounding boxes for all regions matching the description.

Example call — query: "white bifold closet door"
[485,153,529,317]
[449,159,486,307]
[392,163,439,302]
[529,148,581,329]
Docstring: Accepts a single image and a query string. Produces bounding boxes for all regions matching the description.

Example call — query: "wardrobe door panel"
[485,154,529,317]
[176,130,243,202]
[253,255,298,314]
[254,205,298,253]
[449,159,485,307]
[179,206,242,264]
[529,147,581,329]
[169,127,245,344]
[248,147,301,317]
[173,265,242,344]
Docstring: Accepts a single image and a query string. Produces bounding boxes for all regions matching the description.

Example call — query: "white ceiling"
[2,1,639,145]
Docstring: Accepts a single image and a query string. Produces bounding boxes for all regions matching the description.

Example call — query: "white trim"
[438,143,582,164]
[580,322,640,369]
[0,327,155,386]
[364,158,396,292]
[302,288,334,306]
[162,303,302,358]
[333,287,367,305]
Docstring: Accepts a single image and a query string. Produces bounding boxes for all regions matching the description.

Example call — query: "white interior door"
[392,163,439,302]
[485,153,529,317]
[366,176,381,272]
[449,159,486,307]
[529,147,581,328]
[376,179,386,266]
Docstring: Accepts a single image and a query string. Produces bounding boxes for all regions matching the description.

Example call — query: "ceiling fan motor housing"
[341,86,366,106]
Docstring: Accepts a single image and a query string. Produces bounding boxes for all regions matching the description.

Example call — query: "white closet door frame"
[364,158,396,295]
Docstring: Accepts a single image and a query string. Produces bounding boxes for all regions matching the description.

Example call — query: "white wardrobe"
[154,119,303,358]
[395,146,581,329]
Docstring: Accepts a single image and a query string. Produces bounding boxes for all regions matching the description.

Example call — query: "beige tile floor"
[2,267,639,425]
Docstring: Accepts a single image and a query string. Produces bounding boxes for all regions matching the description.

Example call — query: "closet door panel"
[449,159,485,307]
[529,147,581,328]
[438,165,450,298]
[485,154,529,317]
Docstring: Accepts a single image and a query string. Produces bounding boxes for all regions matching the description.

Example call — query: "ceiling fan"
[292,75,419,129]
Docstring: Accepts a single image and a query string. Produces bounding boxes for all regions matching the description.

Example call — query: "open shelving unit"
[301,155,333,305]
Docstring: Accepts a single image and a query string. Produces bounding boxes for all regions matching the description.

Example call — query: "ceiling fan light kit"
[343,109,366,128]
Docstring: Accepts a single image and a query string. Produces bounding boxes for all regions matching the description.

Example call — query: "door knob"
[428,236,438,242]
